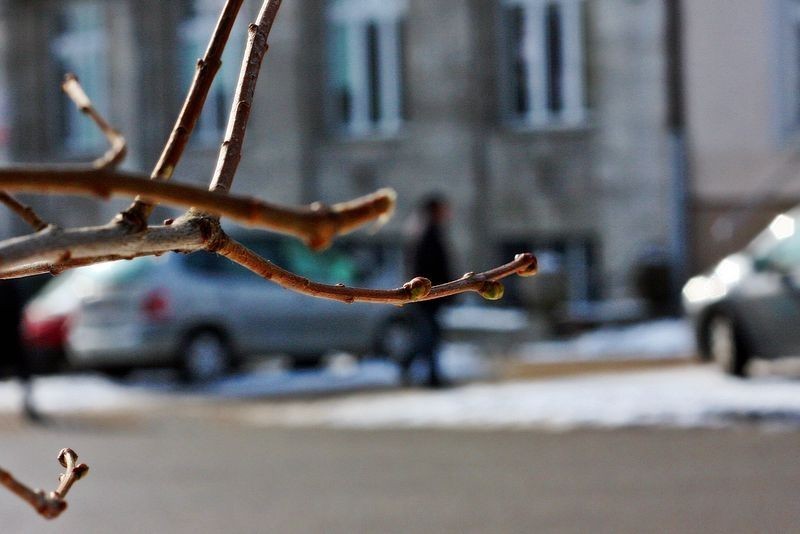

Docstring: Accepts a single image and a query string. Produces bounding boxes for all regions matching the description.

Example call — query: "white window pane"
[51,2,109,153]
[502,0,586,127]
[327,0,406,136]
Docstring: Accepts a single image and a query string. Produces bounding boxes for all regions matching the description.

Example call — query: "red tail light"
[141,289,171,321]
[22,313,69,350]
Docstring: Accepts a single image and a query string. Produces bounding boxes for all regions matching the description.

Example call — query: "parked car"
[22,233,425,381]
[682,208,800,376]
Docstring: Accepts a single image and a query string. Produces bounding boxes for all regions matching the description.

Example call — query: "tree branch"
[62,74,127,169]
[122,0,246,227]
[0,216,212,275]
[209,0,282,194]
[216,236,538,304]
[0,449,88,520]
[0,192,48,232]
[0,169,395,249]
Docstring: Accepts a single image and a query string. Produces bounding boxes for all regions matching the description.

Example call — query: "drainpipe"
[665,0,690,310]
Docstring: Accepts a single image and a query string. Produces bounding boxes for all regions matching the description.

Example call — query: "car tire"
[375,315,419,368]
[103,367,132,381]
[179,330,234,383]
[706,313,750,377]
[289,354,325,370]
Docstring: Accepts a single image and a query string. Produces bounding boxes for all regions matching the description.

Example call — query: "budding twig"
[0,169,395,250]
[122,0,246,228]
[216,236,538,304]
[0,0,538,313]
[0,449,88,520]
[62,74,127,169]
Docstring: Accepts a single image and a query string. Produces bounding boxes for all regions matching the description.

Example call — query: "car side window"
[759,231,800,272]
[280,241,359,285]
[183,251,252,278]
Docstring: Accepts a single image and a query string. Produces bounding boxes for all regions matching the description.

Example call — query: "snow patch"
[0,375,162,415]
[441,305,529,332]
[234,367,800,430]
[516,319,695,363]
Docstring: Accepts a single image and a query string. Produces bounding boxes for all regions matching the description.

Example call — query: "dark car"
[683,209,800,376]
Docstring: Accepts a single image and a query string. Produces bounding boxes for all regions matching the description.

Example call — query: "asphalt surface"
[1,411,798,533]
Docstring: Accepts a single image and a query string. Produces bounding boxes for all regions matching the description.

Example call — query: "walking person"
[404,195,453,388]
[0,280,40,421]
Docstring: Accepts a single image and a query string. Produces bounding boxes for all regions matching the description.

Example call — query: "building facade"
[684,0,800,271]
[0,0,675,309]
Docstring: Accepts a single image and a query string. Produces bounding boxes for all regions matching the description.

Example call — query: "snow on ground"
[441,304,529,332]
[204,343,492,398]
[515,319,696,363]
[0,343,490,415]
[234,366,800,430]
[3,326,800,431]
[0,374,162,415]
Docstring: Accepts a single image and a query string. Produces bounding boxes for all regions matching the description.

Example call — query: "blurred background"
[2,0,800,532]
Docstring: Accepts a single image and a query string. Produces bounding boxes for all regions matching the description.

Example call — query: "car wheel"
[289,354,325,370]
[376,316,418,367]
[180,330,234,383]
[103,367,132,381]
[707,314,749,377]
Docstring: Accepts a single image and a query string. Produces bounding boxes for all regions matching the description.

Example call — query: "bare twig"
[0,1,539,522]
[0,449,88,520]
[209,0,282,194]
[0,169,395,249]
[0,192,48,231]
[122,0,246,228]
[62,74,127,169]
[216,236,538,304]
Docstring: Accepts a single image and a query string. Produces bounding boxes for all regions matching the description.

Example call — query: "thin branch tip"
[0,192,49,231]
[219,236,536,305]
[62,73,127,169]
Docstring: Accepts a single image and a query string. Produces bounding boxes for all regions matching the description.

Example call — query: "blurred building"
[0,0,677,310]
[685,0,800,271]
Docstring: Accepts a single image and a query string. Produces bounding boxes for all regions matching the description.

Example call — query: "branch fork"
[1,0,536,517]
[0,449,89,520]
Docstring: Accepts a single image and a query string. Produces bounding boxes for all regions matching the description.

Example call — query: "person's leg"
[423,311,445,388]
[14,350,41,422]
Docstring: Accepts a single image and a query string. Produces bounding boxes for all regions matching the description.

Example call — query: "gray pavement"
[1,411,799,533]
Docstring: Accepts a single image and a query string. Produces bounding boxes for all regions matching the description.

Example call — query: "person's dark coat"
[0,281,26,374]
[408,222,451,313]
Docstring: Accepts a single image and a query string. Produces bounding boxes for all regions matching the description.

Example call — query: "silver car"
[682,208,800,377]
[23,235,421,381]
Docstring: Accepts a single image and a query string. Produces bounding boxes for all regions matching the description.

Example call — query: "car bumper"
[66,323,177,368]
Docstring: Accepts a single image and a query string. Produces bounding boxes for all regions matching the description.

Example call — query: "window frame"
[51,1,110,155]
[326,0,408,138]
[499,0,588,129]
[775,0,800,140]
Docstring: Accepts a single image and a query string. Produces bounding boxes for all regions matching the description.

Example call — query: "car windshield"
[37,257,154,297]
[279,240,358,285]
[182,235,395,286]
[752,212,800,271]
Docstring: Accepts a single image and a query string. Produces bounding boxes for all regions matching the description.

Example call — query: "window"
[500,0,586,127]
[179,0,246,146]
[778,0,800,138]
[327,0,407,137]
[51,2,109,153]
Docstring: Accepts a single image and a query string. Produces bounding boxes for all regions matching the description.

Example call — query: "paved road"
[1,412,798,533]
